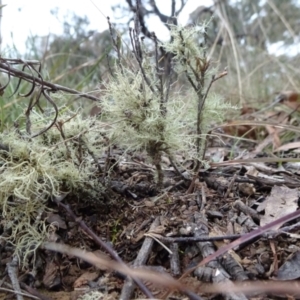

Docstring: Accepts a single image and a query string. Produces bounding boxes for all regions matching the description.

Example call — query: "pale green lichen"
[163,22,210,76]
[102,21,236,177]
[183,91,238,160]
[0,108,104,266]
[78,291,105,300]
[102,67,186,154]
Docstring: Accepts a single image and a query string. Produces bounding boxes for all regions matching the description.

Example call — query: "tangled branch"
[0,58,100,102]
[0,57,100,137]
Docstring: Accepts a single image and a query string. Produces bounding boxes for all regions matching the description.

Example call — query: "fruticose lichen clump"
[0,108,104,265]
[101,21,236,184]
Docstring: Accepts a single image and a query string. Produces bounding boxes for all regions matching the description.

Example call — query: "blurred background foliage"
[0,0,300,126]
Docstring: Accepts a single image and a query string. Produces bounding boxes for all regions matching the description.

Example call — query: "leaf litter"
[2,19,300,300]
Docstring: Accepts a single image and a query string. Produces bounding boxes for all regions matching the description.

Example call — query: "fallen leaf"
[73,271,99,288]
[46,213,67,229]
[276,251,300,280]
[274,141,300,152]
[260,186,298,228]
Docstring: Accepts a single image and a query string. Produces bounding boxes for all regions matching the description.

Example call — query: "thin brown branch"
[0,60,100,102]
[149,0,169,23]
[30,90,58,138]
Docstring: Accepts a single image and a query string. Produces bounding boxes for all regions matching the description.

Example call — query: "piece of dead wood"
[170,243,181,276]
[7,256,23,300]
[218,253,249,282]
[193,212,248,300]
[224,173,237,199]
[234,200,260,223]
[120,217,160,300]
[236,213,257,232]
[211,227,249,282]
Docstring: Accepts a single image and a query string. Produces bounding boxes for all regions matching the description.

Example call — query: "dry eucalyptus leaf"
[277,251,300,280]
[73,271,99,288]
[260,185,298,228]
